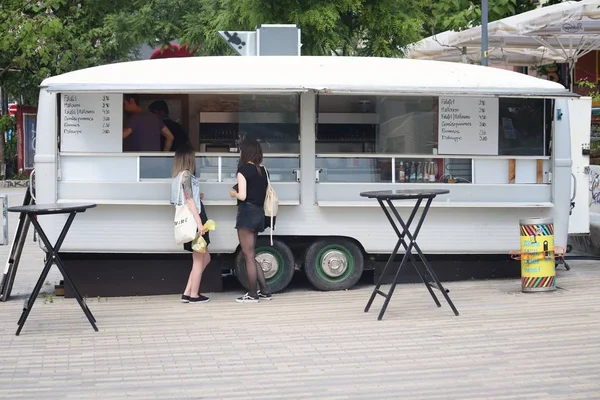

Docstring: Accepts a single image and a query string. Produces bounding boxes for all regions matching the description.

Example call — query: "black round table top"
[360,189,450,200]
[8,203,97,215]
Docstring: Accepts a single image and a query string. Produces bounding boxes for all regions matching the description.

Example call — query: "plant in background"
[0,114,16,178]
[0,114,15,135]
[576,78,600,145]
[575,78,600,102]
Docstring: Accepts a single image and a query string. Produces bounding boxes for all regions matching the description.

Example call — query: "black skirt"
[183,201,210,252]
[235,202,265,233]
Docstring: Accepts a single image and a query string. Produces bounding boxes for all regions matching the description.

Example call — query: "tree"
[0,0,140,176]
[108,0,428,58]
[0,0,139,105]
[423,0,537,35]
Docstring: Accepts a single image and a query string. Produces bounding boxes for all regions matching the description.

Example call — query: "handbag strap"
[176,170,186,205]
[261,165,275,246]
[262,165,272,186]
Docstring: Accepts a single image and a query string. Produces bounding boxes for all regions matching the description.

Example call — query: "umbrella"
[517,0,600,88]
[405,30,564,66]
[448,0,600,89]
[150,43,198,59]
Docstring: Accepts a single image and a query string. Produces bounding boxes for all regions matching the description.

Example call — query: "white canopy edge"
[42,84,577,98]
[40,56,573,97]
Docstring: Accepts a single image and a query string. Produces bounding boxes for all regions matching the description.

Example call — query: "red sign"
[8,104,17,116]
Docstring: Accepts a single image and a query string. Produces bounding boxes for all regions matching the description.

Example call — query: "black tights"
[237,228,269,297]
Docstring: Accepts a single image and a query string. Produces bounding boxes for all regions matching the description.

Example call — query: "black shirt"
[160,118,190,152]
[237,163,268,207]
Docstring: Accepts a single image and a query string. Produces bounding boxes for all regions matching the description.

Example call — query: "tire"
[235,238,295,294]
[303,238,364,291]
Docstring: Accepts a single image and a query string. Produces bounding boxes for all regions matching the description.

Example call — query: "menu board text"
[60,93,123,153]
[438,97,499,156]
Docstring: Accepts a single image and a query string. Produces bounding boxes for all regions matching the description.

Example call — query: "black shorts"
[183,201,210,252]
[235,202,265,233]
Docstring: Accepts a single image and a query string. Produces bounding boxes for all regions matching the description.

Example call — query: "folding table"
[360,190,459,321]
[7,203,97,335]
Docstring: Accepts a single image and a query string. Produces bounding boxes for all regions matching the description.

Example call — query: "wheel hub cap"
[256,252,279,279]
[321,250,348,277]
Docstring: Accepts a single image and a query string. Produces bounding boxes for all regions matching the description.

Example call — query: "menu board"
[438,97,499,155]
[60,93,123,153]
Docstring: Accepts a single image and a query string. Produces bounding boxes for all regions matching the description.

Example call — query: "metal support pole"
[1,195,7,245]
[481,0,489,66]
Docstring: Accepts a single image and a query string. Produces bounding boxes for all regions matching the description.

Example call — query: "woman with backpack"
[230,139,273,303]
[171,143,211,303]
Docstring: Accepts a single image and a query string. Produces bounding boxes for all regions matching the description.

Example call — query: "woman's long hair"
[238,138,263,175]
[172,142,196,177]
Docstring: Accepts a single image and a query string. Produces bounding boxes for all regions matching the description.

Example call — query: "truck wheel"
[304,238,364,291]
[235,238,295,294]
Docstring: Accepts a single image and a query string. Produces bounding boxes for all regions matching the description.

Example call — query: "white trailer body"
[32,56,589,293]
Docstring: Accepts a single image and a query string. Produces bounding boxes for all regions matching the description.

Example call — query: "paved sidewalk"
[1,188,600,400]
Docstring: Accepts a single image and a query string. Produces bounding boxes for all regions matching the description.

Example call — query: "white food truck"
[32,56,591,296]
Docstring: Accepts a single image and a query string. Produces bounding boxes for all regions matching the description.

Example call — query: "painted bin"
[519,217,556,292]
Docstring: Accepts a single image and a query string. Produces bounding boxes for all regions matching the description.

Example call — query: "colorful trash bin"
[519,217,556,292]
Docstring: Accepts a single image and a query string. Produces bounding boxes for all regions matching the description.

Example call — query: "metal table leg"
[387,200,459,317]
[16,212,98,335]
[365,196,459,320]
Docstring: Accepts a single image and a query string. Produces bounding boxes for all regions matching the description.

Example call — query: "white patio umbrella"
[405,30,564,67]
[448,0,600,89]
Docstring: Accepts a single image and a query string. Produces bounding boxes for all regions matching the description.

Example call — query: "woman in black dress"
[230,139,272,303]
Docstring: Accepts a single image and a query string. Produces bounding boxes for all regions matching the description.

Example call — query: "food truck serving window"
[315,95,548,157]
[58,93,301,155]
[315,94,549,185]
[195,94,300,154]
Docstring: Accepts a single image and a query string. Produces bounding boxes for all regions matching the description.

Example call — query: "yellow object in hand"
[203,219,217,231]
[191,220,217,253]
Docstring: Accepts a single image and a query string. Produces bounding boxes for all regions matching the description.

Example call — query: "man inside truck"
[148,100,190,152]
[123,94,175,152]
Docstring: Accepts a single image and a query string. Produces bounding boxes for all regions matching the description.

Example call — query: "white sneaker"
[257,290,272,300]
[236,293,259,303]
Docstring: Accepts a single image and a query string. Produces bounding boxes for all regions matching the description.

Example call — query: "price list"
[477,99,495,144]
[60,93,123,153]
[438,96,499,156]
[101,95,112,135]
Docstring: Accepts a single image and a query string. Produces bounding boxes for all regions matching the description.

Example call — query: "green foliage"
[0,0,551,107]
[576,78,600,102]
[0,114,16,135]
[423,0,537,34]
[109,0,428,57]
[0,0,139,105]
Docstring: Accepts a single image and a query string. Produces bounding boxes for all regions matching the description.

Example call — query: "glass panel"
[195,156,219,182]
[317,95,548,157]
[395,158,472,184]
[220,156,300,183]
[221,157,238,183]
[139,156,219,180]
[316,95,436,155]
[262,157,300,182]
[139,156,173,179]
[197,94,300,154]
[316,158,392,183]
[498,98,545,156]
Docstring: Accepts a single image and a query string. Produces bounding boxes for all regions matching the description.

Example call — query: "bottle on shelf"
[409,162,416,183]
[416,162,423,182]
[423,160,430,182]
[428,160,437,182]
[398,160,405,183]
